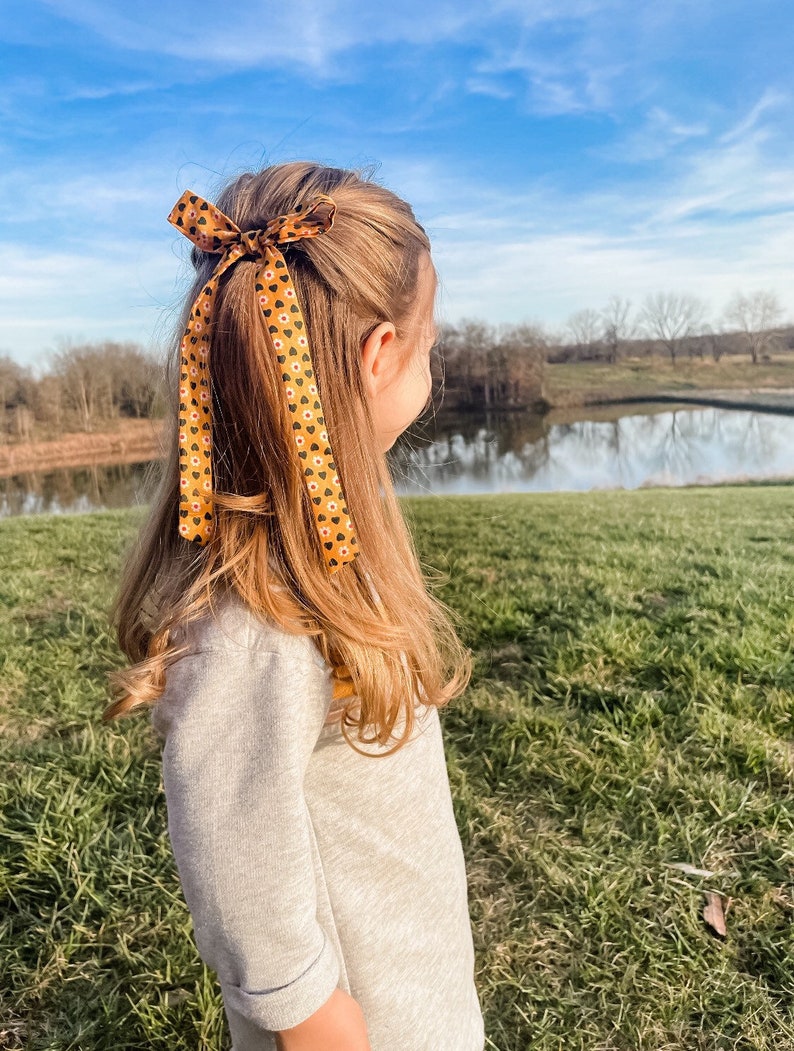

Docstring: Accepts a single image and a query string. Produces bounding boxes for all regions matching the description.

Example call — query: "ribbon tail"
[177,244,249,545]
[177,298,214,544]
[256,247,359,573]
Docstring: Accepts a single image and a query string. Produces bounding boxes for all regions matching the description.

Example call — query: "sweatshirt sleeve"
[153,641,340,1033]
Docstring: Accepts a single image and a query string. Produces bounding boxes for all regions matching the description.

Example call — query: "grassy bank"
[546,354,794,408]
[1,490,793,1050]
[0,418,166,476]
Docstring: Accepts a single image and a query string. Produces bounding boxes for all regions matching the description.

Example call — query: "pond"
[2,404,794,518]
[392,403,794,495]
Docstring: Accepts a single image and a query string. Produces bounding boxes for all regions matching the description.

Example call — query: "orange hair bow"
[167,190,358,574]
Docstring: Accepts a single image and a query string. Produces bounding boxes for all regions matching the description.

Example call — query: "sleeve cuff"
[220,929,341,1034]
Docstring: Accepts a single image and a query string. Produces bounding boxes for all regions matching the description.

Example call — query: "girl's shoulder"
[152,592,332,738]
[171,590,326,671]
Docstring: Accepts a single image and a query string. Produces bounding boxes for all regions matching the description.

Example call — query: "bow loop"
[261,195,337,246]
[167,191,241,254]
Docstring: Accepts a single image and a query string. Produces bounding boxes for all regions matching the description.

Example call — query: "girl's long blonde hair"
[106,161,471,755]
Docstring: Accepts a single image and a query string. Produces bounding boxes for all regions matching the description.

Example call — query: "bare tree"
[32,373,64,430]
[566,309,601,360]
[52,343,115,432]
[439,320,496,408]
[600,296,635,365]
[464,320,497,408]
[723,290,784,364]
[52,346,98,432]
[700,323,725,363]
[11,404,34,439]
[0,355,34,436]
[107,342,163,417]
[496,323,547,407]
[435,320,545,410]
[639,292,707,365]
[48,340,162,432]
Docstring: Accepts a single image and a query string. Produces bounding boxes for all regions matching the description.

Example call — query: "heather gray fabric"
[151,593,485,1051]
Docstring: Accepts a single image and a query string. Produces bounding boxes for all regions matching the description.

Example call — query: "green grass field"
[2,489,793,1050]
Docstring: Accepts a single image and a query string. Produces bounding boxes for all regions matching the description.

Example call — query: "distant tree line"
[433,321,548,412]
[433,289,791,412]
[0,342,165,442]
[0,326,551,441]
[1,287,791,440]
[561,289,791,366]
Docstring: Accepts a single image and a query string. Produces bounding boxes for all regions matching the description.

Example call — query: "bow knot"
[168,192,336,260]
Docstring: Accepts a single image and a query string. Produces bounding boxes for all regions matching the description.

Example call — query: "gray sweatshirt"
[151,592,485,1051]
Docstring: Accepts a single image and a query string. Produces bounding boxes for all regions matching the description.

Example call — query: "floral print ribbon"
[167,190,358,574]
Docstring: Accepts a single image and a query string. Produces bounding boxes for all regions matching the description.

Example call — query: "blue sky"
[2,0,793,368]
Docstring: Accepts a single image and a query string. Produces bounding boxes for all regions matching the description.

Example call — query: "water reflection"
[2,406,793,517]
[390,405,794,494]
[0,460,161,517]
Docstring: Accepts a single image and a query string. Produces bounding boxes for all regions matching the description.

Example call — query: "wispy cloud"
[434,214,794,334]
[464,78,514,101]
[601,106,710,163]
[719,87,788,144]
[0,240,179,372]
[462,0,702,117]
[62,80,160,102]
[0,163,172,228]
[470,46,625,116]
[36,0,476,76]
[399,94,794,329]
[647,98,794,225]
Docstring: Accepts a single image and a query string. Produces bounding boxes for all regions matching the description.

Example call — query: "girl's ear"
[361,321,398,400]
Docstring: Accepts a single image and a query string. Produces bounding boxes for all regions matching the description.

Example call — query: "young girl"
[107,161,485,1051]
